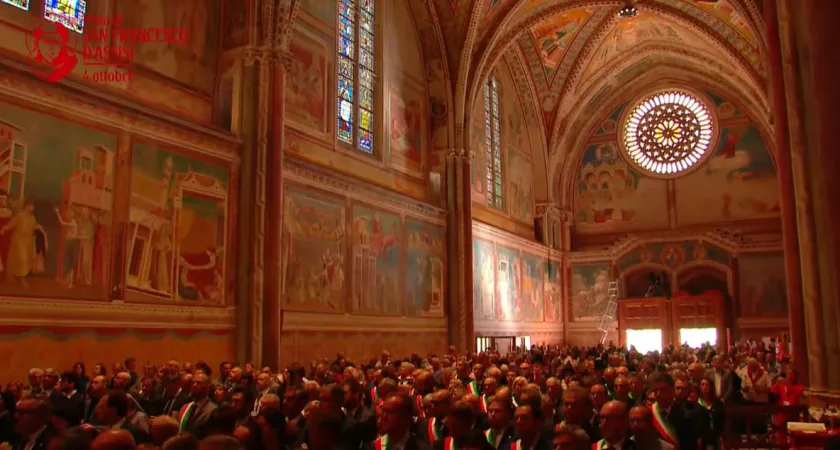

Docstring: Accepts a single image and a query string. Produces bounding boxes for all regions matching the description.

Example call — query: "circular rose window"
[620,90,717,177]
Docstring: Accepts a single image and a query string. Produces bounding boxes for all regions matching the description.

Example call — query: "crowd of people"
[0,339,804,450]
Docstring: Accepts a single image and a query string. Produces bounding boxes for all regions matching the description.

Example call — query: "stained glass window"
[44,0,86,33]
[337,0,376,154]
[2,0,29,10]
[484,76,503,209]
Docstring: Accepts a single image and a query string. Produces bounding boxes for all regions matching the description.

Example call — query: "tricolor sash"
[178,402,196,432]
[510,439,522,450]
[427,417,442,443]
[592,439,608,450]
[443,436,458,450]
[374,435,390,450]
[698,398,711,410]
[651,403,678,446]
[484,429,496,446]
[370,387,380,404]
[748,369,765,387]
[415,395,426,419]
[468,380,480,396]
[479,394,489,413]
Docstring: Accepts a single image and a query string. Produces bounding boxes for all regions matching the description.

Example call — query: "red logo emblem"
[26,20,78,83]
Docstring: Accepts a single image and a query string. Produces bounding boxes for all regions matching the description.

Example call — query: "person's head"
[113,372,132,390]
[377,393,414,436]
[674,377,689,402]
[553,424,590,450]
[219,362,232,378]
[486,398,513,430]
[42,369,59,389]
[590,384,609,410]
[91,429,136,450]
[282,388,305,416]
[191,373,211,399]
[519,363,532,379]
[430,389,451,419]
[151,415,180,446]
[202,407,239,438]
[562,386,591,425]
[162,433,199,450]
[546,377,562,400]
[259,393,280,413]
[649,372,675,408]
[628,373,644,396]
[198,435,242,450]
[96,390,130,425]
[59,371,79,393]
[603,367,617,384]
[342,379,362,410]
[599,401,629,442]
[307,408,343,450]
[28,368,43,388]
[73,362,86,377]
[125,358,137,372]
[47,426,94,450]
[613,375,629,398]
[256,373,271,392]
[255,409,285,444]
[747,358,761,372]
[318,384,345,412]
[513,399,542,438]
[445,400,475,439]
[229,388,248,414]
[688,363,704,381]
[15,397,51,436]
[628,405,656,440]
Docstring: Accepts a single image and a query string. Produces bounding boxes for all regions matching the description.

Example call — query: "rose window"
[621,90,716,177]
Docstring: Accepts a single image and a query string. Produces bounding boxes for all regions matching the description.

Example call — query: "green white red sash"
[178,402,196,432]
[468,380,480,396]
[698,398,711,410]
[479,394,489,413]
[651,403,678,446]
[484,429,496,446]
[374,435,390,450]
[415,395,425,419]
[370,387,379,404]
[427,417,442,443]
[510,439,523,450]
[591,439,609,450]
[443,436,458,450]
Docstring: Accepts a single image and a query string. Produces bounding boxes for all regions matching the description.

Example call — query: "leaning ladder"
[597,281,619,345]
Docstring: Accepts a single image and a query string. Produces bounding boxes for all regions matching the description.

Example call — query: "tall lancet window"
[484,75,503,209]
[337,0,375,154]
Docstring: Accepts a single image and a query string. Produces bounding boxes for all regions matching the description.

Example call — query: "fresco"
[674,125,779,225]
[569,262,612,319]
[404,219,444,317]
[594,104,624,136]
[618,242,731,271]
[0,104,115,300]
[473,238,496,320]
[544,260,563,322]
[520,253,545,321]
[501,68,528,151]
[299,0,335,25]
[574,141,669,231]
[705,90,744,119]
[693,0,757,47]
[389,88,424,178]
[127,143,229,303]
[508,151,533,223]
[351,204,401,315]
[282,186,345,312]
[496,245,520,320]
[529,8,595,77]
[120,0,220,92]
[287,29,329,135]
[470,94,488,204]
[738,252,787,317]
[222,0,248,50]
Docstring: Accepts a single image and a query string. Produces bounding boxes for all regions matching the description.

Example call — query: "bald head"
[92,429,136,450]
[629,405,655,439]
[599,401,629,442]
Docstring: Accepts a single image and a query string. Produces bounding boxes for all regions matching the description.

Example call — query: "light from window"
[337,0,375,154]
[2,0,29,10]
[621,90,714,177]
[679,327,717,349]
[626,328,662,355]
[484,76,503,209]
[44,0,86,33]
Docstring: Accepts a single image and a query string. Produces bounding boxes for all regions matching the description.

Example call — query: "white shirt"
[111,418,126,430]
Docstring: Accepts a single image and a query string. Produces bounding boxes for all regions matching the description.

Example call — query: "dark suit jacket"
[362,434,431,450]
[488,426,515,450]
[13,425,56,450]
[49,391,85,425]
[296,412,361,450]
[349,405,377,443]
[706,369,741,404]
[415,417,449,446]
[177,399,218,436]
[498,433,553,450]
[663,402,711,450]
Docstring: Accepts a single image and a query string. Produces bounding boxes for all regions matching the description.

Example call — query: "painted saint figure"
[54,207,79,288]
[1,201,38,287]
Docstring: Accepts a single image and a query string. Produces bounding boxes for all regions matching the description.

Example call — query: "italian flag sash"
[415,395,425,419]
[651,403,678,446]
[374,435,390,450]
[748,369,765,387]
[443,437,458,450]
[468,380,480,396]
[479,394,489,413]
[484,429,496,446]
[592,439,608,450]
[370,387,379,404]
[178,402,196,432]
[698,398,711,410]
[428,417,442,443]
[510,439,522,450]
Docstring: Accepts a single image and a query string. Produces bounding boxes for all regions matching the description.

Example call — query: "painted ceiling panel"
[528,7,598,79]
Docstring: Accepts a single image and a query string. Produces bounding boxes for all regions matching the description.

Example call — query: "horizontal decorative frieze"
[281,311,447,333]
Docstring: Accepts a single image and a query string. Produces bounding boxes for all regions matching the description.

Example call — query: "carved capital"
[243,45,286,67]
[559,209,574,224]
[445,148,469,162]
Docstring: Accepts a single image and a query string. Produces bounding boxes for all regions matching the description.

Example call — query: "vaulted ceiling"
[405,0,769,203]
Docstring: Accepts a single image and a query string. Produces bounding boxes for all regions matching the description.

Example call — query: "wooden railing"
[723,404,810,449]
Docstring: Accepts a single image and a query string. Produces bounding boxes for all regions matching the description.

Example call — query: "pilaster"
[445,148,474,352]
[535,203,563,250]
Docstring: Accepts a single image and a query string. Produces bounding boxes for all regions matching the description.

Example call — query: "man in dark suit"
[49,371,85,426]
[416,389,451,446]
[175,373,217,436]
[593,401,636,450]
[561,386,601,443]
[295,384,361,450]
[706,356,742,404]
[13,397,56,450]
[92,390,151,444]
[649,372,712,450]
[364,393,431,450]
[343,379,377,442]
[500,398,552,450]
[485,398,515,449]
[83,375,108,424]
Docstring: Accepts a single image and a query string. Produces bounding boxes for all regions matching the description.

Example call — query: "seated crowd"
[0,340,802,450]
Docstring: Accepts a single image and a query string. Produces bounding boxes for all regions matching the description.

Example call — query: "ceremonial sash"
[698,398,711,410]
[468,380,480,396]
[484,429,496,446]
[178,402,196,432]
[443,437,458,450]
[409,388,416,397]
[479,394,489,413]
[415,395,425,419]
[748,369,765,387]
[510,439,522,450]
[592,439,608,450]
[371,387,379,403]
[427,417,442,443]
[512,396,519,408]
[651,403,678,446]
[374,435,390,450]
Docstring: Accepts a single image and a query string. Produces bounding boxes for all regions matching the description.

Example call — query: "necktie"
[164,397,175,415]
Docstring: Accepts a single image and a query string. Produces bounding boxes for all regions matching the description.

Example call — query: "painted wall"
[279,164,447,363]
[0,0,220,123]
[472,223,563,346]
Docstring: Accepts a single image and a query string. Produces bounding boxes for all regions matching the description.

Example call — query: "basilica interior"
[0,0,838,404]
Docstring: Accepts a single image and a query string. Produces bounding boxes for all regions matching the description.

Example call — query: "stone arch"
[620,263,674,299]
[675,260,735,331]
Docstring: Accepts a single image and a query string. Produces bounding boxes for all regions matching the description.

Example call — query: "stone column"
[559,209,573,252]
[535,203,562,250]
[763,0,808,384]
[445,148,475,352]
